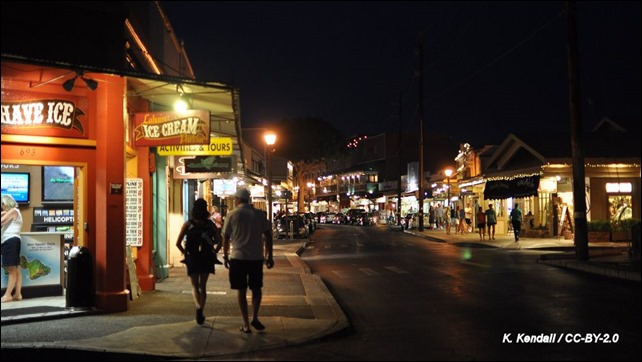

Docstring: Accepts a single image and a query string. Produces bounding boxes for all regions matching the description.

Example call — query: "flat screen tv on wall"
[1,172,31,204]
[42,166,74,203]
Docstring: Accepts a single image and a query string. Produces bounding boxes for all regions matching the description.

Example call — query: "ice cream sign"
[134,110,210,147]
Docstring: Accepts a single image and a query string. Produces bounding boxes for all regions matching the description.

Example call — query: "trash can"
[66,246,95,310]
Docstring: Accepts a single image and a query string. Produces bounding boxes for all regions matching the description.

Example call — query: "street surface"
[234,223,641,361]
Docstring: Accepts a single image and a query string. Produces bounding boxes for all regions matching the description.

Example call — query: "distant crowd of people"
[401,201,523,242]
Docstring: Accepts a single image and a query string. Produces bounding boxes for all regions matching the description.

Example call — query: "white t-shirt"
[222,203,269,260]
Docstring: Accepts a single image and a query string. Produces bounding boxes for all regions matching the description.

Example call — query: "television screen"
[1,172,30,203]
[42,166,74,202]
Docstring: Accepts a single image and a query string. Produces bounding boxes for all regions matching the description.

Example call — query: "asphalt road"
[233,223,641,361]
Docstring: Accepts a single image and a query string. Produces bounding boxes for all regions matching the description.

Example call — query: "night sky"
[161,1,641,146]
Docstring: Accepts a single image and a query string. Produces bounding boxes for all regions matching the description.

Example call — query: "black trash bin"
[66,246,95,310]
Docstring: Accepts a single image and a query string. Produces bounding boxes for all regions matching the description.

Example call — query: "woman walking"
[176,198,218,324]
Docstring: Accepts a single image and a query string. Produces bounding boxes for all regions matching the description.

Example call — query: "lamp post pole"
[447,176,450,207]
[445,169,453,209]
[264,132,277,228]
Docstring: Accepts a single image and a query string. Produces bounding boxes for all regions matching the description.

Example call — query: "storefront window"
[609,195,633,221]
[539,192,551,228]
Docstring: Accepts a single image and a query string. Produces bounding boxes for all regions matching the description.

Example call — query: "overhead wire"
[426,8,567,105]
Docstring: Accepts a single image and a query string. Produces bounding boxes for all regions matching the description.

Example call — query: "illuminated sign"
[157,137,233,156]
[134,110,210,146]
[1,99,87,137]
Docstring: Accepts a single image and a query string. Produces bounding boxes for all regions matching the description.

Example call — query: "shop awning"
[127,77,238,136]
[483,175,540,200]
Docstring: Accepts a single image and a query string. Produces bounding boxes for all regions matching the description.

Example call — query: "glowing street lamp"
[444,168,453,207]
[264,132,277,226]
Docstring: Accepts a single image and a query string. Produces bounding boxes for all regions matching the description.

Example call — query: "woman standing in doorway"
[2,195,23,303]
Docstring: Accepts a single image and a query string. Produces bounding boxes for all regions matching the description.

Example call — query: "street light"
[306,182,316,213]
[444,168,453,208]
[264,132,277,227]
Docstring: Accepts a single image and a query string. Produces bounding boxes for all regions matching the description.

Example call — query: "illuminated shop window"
[608,195,632,221]
[605,182,632,193]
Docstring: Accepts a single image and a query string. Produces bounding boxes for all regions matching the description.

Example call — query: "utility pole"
[567,0,589,260]
[397,91,403,226]
[417,36,425,231]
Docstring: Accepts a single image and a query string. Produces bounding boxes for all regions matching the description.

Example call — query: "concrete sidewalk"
[401,226,640,282]
[1,237,349,359]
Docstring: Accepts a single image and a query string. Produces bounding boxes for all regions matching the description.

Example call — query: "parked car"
[345,208,371,226]
[325,212,337,224]
[276,215,309,239]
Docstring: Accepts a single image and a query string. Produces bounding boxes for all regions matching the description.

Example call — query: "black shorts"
[477,222,486,229]
[1,237,21,267]
[228,259,264,290]
[465,218,472,225]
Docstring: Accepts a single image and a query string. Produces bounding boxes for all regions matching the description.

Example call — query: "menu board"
[125,178,143,246]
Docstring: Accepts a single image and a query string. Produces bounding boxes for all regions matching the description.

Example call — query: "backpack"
[185,219,216,254]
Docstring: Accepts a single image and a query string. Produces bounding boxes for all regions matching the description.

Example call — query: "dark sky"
[161,1,640,146]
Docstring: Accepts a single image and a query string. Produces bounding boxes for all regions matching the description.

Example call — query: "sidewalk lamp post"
[445,168,453,208]
[264,132,277,227]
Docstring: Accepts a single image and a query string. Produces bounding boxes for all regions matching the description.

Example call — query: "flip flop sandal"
[240,326,252,334]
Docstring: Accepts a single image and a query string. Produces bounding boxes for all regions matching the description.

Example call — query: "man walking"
[222,188,274,333]
[510,203,523,242]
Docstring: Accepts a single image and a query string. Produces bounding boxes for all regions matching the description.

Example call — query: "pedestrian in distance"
[464,202,473,233]
[435,203,444,229]
[222,188,274,334]
[1,194,24,303]
[476,206,487,241]
[210,205,224,265]
[510,203,523,242]
[176,198,218,324]
[457,205,467,234]
[444,205,452,234]
[485,203,497,240]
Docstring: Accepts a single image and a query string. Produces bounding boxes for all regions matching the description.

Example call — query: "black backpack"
[185,219,216,254]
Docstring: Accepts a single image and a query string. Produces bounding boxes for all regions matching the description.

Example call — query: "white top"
[222,203,269,260]
[1,208,23,243]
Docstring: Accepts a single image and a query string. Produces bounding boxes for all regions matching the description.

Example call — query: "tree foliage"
[272,117,345,163]
[271,117,346,212]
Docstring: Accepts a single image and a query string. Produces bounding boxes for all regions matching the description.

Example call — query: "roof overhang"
[126,76,239,137]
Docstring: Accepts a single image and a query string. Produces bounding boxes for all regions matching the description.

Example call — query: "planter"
[588,231,610,242]
[610,230,631,242]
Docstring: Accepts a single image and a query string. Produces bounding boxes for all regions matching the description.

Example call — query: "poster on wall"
[1,234,63,291]
[125,178,143,247]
